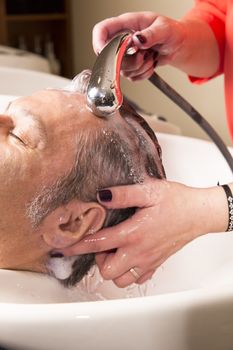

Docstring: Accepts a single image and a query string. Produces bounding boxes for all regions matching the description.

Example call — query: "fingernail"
[143,51,149,61]
[135,34,147,44]
[98,189,112,202]
[153,51,159,60]
[50,252,64,258]
[158,115,167,122]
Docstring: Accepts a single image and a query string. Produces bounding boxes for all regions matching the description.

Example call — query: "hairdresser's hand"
[93,12,186,80]
[63,179,227,287]
[93,11,220,80]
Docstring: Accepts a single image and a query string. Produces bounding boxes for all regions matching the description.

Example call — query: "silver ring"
[129,267,140,280]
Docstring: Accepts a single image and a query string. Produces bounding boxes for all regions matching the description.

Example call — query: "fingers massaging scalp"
[48,33,233,287]
[87,32,233,174]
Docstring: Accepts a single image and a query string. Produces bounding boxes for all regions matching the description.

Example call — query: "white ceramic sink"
[1,113,233,349]
[0,67,70,96]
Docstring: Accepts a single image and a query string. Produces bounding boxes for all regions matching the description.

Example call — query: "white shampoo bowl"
[1,132,233,350]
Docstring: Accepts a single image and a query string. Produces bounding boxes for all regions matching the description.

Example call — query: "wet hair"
[26,70,166,287]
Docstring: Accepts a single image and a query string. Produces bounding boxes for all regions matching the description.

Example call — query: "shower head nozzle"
[86,32,132,117]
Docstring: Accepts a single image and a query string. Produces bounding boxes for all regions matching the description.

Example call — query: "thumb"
[97,180,165,209]
[132,16,171,50]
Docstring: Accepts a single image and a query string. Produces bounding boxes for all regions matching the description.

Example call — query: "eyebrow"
[5,101,13,111]
[22,109,47,140]
[6,102,47,141]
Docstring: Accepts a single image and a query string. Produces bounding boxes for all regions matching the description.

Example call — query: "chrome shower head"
[86,32,132,117]
[86,32,233,176]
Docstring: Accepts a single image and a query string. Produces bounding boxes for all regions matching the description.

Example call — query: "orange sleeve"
[186,0,226,83]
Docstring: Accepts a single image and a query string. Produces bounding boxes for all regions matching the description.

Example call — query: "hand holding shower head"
[87,32,233,173]
[86,32,132,117]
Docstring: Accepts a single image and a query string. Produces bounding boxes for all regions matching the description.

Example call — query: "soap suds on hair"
[48,256,77,280]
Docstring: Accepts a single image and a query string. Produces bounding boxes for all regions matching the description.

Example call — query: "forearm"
[170,18,219,78]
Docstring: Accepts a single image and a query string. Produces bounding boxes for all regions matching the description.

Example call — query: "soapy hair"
[27,70,165,287]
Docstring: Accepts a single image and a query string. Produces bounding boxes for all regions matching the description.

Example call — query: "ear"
[39,200,106,249]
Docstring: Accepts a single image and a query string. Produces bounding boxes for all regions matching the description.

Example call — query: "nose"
[0,114,14,136]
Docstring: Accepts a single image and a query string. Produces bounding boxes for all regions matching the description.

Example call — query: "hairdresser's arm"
[92,12,219,80]
[63,179,231,287]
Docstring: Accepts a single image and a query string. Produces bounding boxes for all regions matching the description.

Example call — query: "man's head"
[0,70,165,286]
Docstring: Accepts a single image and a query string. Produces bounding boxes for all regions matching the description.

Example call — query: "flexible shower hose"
[149,72,233,174]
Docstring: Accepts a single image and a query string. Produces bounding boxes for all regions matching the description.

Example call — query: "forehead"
[12,89,110,137]
[15,89,92,119]
[11,89,158,151]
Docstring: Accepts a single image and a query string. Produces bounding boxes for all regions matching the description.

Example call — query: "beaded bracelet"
[221,184,233,232]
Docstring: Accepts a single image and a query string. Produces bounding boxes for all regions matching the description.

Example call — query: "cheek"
[0,230,28,268]
[0,153,42,206]
[0,145,28,178]
[0,220,42,270]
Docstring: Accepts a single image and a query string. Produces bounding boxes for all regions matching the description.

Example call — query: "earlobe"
[40,200,106,249]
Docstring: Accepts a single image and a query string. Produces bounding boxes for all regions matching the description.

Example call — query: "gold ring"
[129,267,140,280]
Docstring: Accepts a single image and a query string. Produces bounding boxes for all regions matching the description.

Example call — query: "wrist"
[170,18,219,77]
[198,185,229,234]
[184,185,228,241]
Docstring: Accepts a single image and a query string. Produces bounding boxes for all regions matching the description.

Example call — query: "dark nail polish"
[98,189,112,202]
[136,34,147,44]
[50,252,64,258]
[158,115,167,122]
[153,51,159,60]
[143,51,149,61]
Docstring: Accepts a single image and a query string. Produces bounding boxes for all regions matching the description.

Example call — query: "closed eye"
[9,131,26,145]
